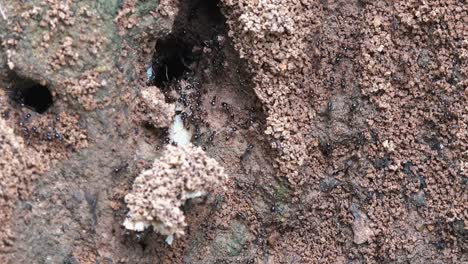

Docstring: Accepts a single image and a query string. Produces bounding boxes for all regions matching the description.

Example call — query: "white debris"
[146,66,154,81]
[165,234,174,245]
[0,3,7,21]
[169,115,192,146]
[123,217,149,232]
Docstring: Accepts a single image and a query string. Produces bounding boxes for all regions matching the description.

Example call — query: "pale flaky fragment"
[124,144,228,238]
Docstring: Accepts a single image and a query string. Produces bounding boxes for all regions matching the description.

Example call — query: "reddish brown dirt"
[221,0,467,263]
[0,0,466,263]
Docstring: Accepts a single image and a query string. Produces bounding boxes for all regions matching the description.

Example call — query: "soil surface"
[0,0,466,263]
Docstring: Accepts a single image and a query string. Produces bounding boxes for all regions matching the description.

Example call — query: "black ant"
[320,141,333,156]
[240,144,254,161]
[113,162,129,174]
[208,131,215,142]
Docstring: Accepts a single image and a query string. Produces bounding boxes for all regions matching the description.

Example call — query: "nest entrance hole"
[10,76,53,114]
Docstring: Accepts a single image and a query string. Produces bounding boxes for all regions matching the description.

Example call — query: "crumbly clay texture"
[133,86,175,128]
[124,144,228,237]
[221,0,466,262]
[0,118,44,252]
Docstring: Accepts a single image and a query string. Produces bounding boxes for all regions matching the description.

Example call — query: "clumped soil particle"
[131,86,175,129]
[0,118,45,259]
[123,144,228,237]
[221,0,467,263]
[0,0,466,264]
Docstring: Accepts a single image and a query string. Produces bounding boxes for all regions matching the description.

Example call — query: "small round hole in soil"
[22,84,53,114]
[9,75,54,114]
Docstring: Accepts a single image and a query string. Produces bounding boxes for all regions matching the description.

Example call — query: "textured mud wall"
[0,0,178,262]
[0,0,466,263]
[0,118,44,256]
[222,0,466,262]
